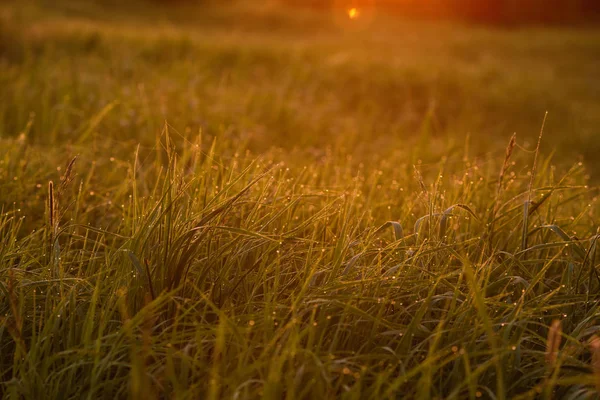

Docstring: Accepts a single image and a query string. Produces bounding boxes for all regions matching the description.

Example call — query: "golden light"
[348,7,360,20]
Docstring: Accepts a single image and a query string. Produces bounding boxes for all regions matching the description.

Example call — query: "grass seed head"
[545,319,562,367]
[590,336,600,391]
[48,180,55,235]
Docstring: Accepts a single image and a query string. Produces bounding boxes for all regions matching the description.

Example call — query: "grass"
[1,0,600,398]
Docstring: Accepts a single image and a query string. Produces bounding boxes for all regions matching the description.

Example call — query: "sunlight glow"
[348,7,360,20]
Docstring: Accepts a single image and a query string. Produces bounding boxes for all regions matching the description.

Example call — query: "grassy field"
[2,0,600,398]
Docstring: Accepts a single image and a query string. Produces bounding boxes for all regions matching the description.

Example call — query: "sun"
[348,7,360,20]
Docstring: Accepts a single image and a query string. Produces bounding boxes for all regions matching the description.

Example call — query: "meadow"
[2,0,600,398]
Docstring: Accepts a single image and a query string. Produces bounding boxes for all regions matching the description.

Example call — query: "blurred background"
[157,0,600,24]
[1,0,599,173]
